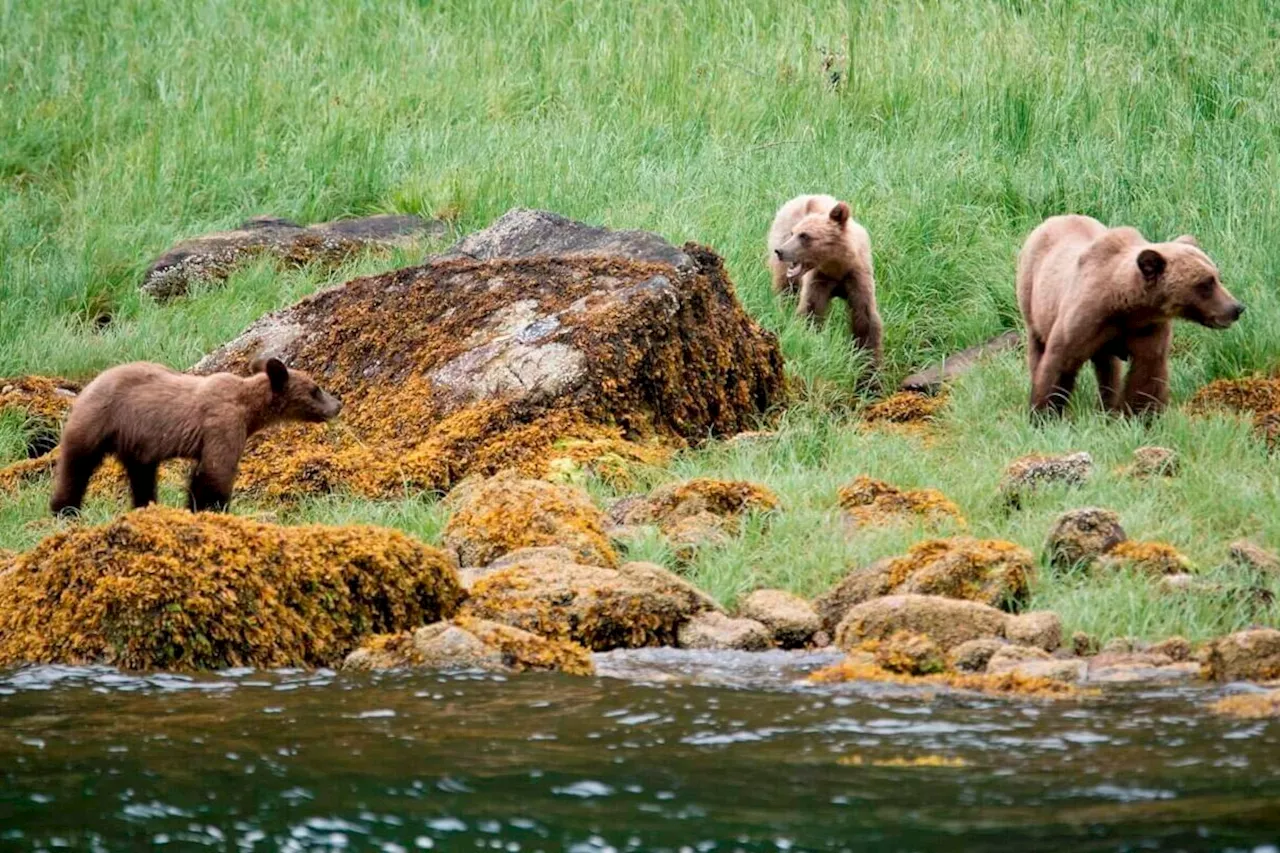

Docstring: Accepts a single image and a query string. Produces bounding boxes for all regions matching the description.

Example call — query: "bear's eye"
[310,387,323,400]
[798,232,811,244]
[1196,278,1216,297]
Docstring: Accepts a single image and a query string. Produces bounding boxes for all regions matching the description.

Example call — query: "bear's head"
[251,357,343,423]
[773,201,853,279]
[1137,236,1245,329]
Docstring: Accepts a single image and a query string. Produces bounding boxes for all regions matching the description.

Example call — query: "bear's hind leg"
[124,460,159,508]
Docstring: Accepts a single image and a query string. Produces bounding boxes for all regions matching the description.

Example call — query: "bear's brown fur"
[50,359,341,515]
[1017,215,1244,415]
[768,194,882,367]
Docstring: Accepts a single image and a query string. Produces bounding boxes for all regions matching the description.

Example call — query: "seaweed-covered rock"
[442,472,617,568]
[0,376,79,463]
[1071,631,1100,657]
[1210,691,1280,719]
[1084,652,1197,685]
[1096,540,1191,576]
[1005,611,1063,652]
[0,506,464,670]
[677,611,773,651]
[142,214,443,300]
[837,476,964,530]
[948,638,1008,673]
[194,210,785,500]
[814,538,1033,631]
[612,478,780,532]
[1000,452,1093,505]
[874,630,946,675]
[1229,540,1280,576]
[737,589,821,649]
[861,392,947,424]
[1202,629,1280,683]
[1044,507,1126,570]
[834,594,1009,652]
[342,616,594,675]
[460,557,718,651]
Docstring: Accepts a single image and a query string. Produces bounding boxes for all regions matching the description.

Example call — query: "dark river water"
[2,649,1278,852]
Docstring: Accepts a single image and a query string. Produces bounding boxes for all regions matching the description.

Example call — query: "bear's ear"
[1137,248,1166,283]
[829,202,851,226]
[264,358,289,393]
[1174,234,1200,248]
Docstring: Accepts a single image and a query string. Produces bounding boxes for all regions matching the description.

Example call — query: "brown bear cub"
[1017,214,1245,416]
[767,194,883,367]
[50,358,341,516]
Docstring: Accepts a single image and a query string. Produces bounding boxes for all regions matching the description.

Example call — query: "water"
[1,650,1278,852]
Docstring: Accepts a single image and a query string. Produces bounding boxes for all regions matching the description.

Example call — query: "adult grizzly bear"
[1017,215,1245,415]
[768,194,882,367]
[51,358,341,515]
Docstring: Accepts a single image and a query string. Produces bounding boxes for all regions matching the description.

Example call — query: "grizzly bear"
[50,358,341,516]
[767,194,882,367]
[1017,215,1245,416]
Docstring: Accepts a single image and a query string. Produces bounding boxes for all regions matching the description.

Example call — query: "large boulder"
[193,210,785,500]
[342,616,594,676]
[443,472,618,568]
[1202,629,1280,683]
[813,537,1033,632]
[460,557,719,651]
[834,594,1010,651]
[0,506,465,670]
[142,214,443,300]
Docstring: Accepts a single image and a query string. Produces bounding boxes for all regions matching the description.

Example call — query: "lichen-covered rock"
[1096,540,1191,576]
[1044,507,1127,570]
[193,210,785,500]
[342,616,594,676]
[1202,629,1280,683]
[1126,446,1179,478]
[737,589,820,649]
[986,644,1052,673]
[1229,540,1280,576]
[948,638,1008,672]
[677,611,773,651]
[874,630,946,675]
[442,472,617,568]
[1000,452,1093,505]
[813,538,1033,632]
[809,655,1084,699]
[142,214,443,300]
[460,558,718,651]
[1210,690,1280,719]
[1006,611,1063,652]
[0,506,465,670]
[834,594,1009,652]
[837,476,964,530]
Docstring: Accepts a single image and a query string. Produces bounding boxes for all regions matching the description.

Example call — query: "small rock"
[1201,628,1280,683]
[1071,631,1100,657]
[1000,452,1093,505]
[1096,540,1192,576]
[665,511,733,561]
[986,645,1052,673]
[1128,446,1179,477]
[1100,636,1145,655]
[737,589,821,649]
[811,629,833,648]
[1148,636,1193,662]
[1157,574,1223,596]
[1005,611,1063,652]
[837,476,965,530]
[948,638,1008,673]
[1010,659,1088,684]
[1085,652,1198,685]
[812,559,895,632]
[1044,507,1126,570]
[677,611,773,651]
[874,630,946,675]
[835,594,1009,652]
[1229,540,1280,576]
[613,478,780,532]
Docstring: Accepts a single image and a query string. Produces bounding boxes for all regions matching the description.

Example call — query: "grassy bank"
[2,0,1278,641]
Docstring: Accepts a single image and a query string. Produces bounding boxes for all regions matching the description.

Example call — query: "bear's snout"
[1232,302,1247,321]
[774,249,784,260]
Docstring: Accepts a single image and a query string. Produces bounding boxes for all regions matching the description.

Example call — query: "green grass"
[3,0,1280,642]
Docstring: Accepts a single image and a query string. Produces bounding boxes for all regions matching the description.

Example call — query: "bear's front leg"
[797,275,833,324]
[1121,325,1172,415]
[186,433,245,512]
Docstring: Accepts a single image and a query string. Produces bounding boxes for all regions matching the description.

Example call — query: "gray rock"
[900,330,1021,394]
[737,589,821,649]
[677,611,773,651]
[834,594,1010,652]
[1006,611,1063,652]
[443,208,690,269]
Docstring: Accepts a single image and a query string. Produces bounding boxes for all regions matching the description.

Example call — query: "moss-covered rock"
[834,594,1010,652]
[837,476,964,531]
[862,391,946,424]
[1187,377,1280,447]
[0,506,465,670]
[460,557,718,651]
[1096,540,1192,576]
[342,616,594,675]
[874,630,946,675]
[443,471,617,568]
[1202,629,1280,683]
[1044,507,1126,570]
[986,644,1052,673]
[809,655,1086,699]
[193,210,785,500]
[736,588,820,649]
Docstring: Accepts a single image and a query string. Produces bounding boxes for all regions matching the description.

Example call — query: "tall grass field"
[3,0,1279,642]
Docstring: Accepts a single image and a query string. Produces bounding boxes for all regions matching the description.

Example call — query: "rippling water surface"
[2,649,1278,852]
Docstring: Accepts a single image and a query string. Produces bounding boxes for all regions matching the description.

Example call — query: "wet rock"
[677,611,773,651]
[837,476,964,531]
[1096,541,1192,576]
[1008,659,1087,684]
[1202,629,1280,683]
[1148,636,1193,662]
[1044,507,1126,570]
[949,638,1008,673]
[986,644,1052,673]
[834,594,1009,652]
[1210,690,1280,719]
[1000,452,1093,506]
[1071,631,1100,657]
[1006,611,1063,652]
[0,506,464,670]
[343,616,594,676]
[899,330,1022,395]
[143,214,444,301]
[813,538,1033,632]
[1127,446,1179,478]
[737,589,821,649]
[874,630,947,675]
[1085,652,1197,684]
[1229,540,1280,576]
[443,472,617,568]
[194,210,785,500]
[461,558,718,651]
